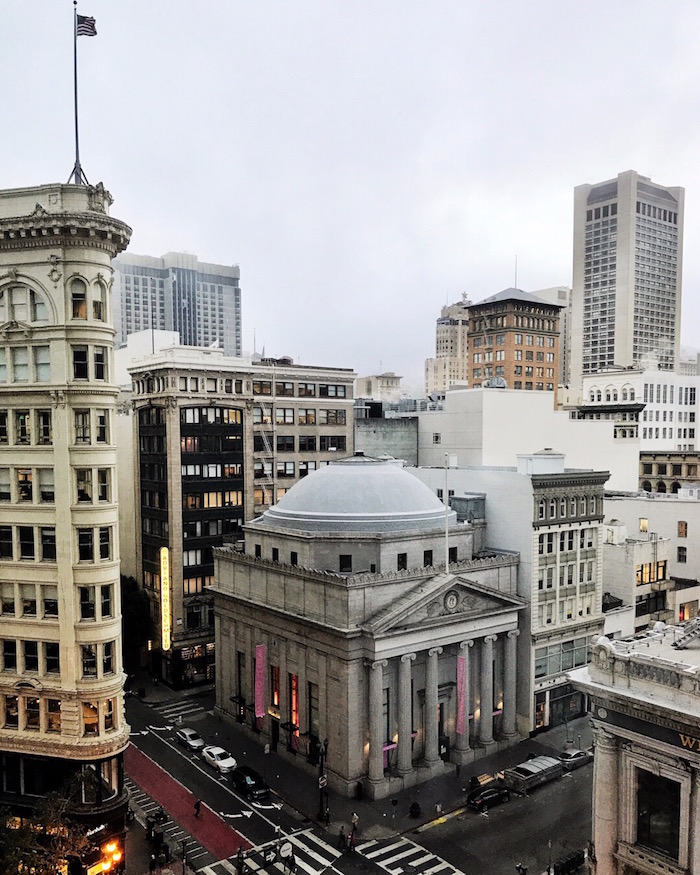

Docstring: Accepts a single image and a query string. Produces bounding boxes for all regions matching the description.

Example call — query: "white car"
[175,727,205,751]
[202,745,237,775]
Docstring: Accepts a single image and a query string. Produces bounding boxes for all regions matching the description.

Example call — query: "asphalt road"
[415,766,592,875]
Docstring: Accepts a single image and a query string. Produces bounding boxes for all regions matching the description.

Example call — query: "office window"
[636,770,680,860]
[103,641,114,675]
[4,696,18,728]
[23,641,39,673]
[678,521,688,538]
[46,699,61,732]
[397,553,407,571]
[104,698,115,731]
[40,528,56,561]
[3,641,17,671]
[45,643,60,674]
[17,468,32,501]
[0,469,8,501]
[37,410,51,444]
[339,554,352,573]
[98,527,111,560]
[93,284,106,320]
[83,701,98,735]
[96,410,108,443]
[0,527,12,560]
[20,584,36,616]
[94,347,107,380]
[82,646,97,678]
[78,530,93,562]
[678,547,687,563]
[101,585,113,618]
[19,527,34,560]
[80,587,95,620]
[76,468,92,502]
[37,468,54,503]
[72,346,89,379]
[12,347,29,382]
[424,549,433,567]
[43,585,58,617]
[75,410,90,443]
[72,279,88,318]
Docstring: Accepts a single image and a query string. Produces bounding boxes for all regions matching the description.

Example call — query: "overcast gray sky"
[2,2,698,392]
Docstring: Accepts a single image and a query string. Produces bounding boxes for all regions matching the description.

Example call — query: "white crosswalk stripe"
[356,837,464,875]
[201,829,341,875]
[155,700,207,719]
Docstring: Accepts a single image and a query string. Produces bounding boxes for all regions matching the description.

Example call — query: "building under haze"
[0,183,131,871]
[424,294,471,395]
[570,170,684,386]
[113,251,242,357]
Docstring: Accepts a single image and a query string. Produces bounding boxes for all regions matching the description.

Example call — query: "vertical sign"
[160,547,171,651]
[456,654,466,735]
[255,644,267,718]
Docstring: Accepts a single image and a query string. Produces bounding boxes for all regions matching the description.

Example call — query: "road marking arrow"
[147,725,174,731]
[220,811,254,819]
[129,730,149,736]
[253,802,282,810]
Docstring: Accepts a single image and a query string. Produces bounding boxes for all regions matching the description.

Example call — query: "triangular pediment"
[0,319,32,338]
[364,571,525,635]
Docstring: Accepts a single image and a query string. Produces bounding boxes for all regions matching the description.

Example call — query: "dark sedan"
[467,785,510,812]
[231,766,271,801]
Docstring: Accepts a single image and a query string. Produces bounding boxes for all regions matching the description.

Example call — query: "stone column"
[453,640,473,756]
[502,630,519,737]
[424,647,443,766]
[591,726,618,875]
[368,660,388,785]
[397,653,416,775]
[479,635,497,747]
[690,767,700,873]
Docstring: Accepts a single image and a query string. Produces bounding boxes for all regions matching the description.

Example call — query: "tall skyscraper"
[0,183,131,869]
[424,294,471,395]
[571,170,684,386]
[113,251,242,356]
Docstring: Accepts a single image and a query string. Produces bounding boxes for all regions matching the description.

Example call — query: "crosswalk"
[153,698,208,723]
[198,830,467,875]
[124,775,215,869]
[198,828,342,875]
[357,836,467,875]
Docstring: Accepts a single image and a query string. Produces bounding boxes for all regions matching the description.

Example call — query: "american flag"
[76,14,97,37]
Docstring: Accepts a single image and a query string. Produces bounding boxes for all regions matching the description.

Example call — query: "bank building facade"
[213,454,525,799]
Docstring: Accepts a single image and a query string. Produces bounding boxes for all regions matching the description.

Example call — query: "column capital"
[401,652,417,664]
[483,634,497,644]
[366,659,388,671]
[507,629,520,640]
[428,646,443,657]
[591,724,618,751]
[459,639,474,651]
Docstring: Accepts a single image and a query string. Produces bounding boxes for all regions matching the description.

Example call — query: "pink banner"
[255,644,266,718]
[456,654,466,735]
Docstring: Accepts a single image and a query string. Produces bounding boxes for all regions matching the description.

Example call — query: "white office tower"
[0,183,131,870]
[571,170,684,387]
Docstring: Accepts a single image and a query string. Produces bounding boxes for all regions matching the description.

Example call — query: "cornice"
[0,212,132,258]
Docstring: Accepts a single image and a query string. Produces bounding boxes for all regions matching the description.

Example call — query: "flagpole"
[68,0,88,184]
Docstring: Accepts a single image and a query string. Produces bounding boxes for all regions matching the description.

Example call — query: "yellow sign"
[160,547,171,651]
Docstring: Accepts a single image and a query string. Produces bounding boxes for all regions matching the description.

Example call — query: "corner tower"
[0,184,131,860]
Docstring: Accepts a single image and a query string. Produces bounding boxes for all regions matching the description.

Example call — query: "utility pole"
[317,738,329,820]
[181,838,187,875]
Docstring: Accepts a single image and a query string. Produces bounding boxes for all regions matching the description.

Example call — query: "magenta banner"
[255,644,266,718]
[456,654,466,735]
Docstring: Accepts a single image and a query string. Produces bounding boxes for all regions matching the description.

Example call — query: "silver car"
[202,745,237,775]
[176,727,205,751]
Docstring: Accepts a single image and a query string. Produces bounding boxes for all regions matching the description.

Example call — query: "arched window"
[93,281,107,321]
[579,497,586,514]
[672,482,682,494]
[538,499,546,520]
[596,391,602,402]
[71,278,88,319]
[622,389,628,400]
[570,497,576,515]
[589,496,596,514]
[589,392,595,402]
[560,498,566,517]
[657,481,667,494]
[641,481,652,492]
[0,286,50,323]
[630,389,636,401]
[613,391,618,401]
[549,499,556,518]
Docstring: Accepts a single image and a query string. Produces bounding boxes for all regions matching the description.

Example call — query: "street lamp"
[317,737,329,821]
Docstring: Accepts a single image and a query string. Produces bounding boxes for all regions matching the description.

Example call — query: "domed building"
[213,454,524,799]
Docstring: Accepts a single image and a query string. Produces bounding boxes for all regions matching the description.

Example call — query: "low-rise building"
[214,456,524,799]
[571,626,700,874]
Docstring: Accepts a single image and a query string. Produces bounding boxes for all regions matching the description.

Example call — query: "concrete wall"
[354,417,418,465]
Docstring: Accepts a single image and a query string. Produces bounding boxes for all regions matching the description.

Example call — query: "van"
[502,755,563,793]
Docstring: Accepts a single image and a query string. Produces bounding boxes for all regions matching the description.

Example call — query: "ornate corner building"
[0,184,131,870]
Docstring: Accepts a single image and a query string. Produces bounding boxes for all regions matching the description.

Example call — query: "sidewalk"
[126,669,593,868]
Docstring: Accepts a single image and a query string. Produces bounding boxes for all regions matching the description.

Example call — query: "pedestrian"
[158,849,166,871]
[289,850,296,874]
[351,811,359,830]
[163,843,171,864]
[149,854,157,874]
[349,832,356,854]
[236,847,245,875]
[324,805,331,827]
[337,826,345,850]
[194,799,201,818]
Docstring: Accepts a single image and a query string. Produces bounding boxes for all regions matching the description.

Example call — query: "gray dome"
[252,455,456,533]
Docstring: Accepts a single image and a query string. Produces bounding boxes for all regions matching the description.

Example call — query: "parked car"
[175,727,205,751]
[558,748,593,771]
[202,745,237,775]
[231,765,271,800]
[502,755,564,793]
[467,785,510,812]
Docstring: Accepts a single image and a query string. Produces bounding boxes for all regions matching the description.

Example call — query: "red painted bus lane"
[125,742,250,859]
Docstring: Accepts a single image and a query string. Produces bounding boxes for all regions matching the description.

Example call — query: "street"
[126,692,593,875]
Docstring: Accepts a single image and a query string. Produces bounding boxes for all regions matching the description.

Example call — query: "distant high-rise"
[113,252,242,356]
[424,294,471,395]
[571,170,684,386]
